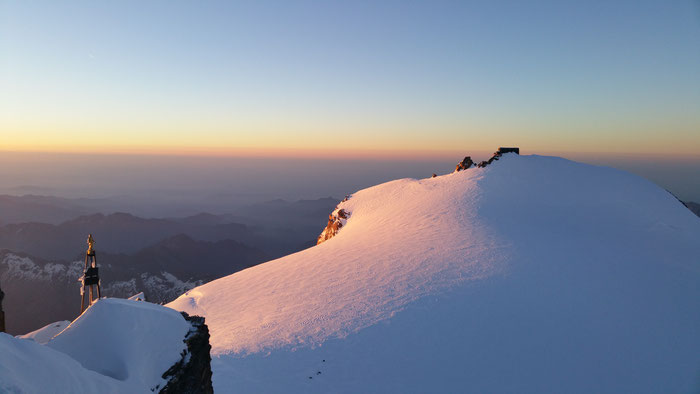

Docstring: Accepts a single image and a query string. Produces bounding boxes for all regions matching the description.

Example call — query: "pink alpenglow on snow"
[168,154,700,393]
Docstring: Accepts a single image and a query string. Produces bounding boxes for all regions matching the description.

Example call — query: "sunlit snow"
[169,154,700,393]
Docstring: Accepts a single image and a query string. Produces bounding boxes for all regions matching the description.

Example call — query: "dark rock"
[454,157,474,172]
[0,280,5,333]
[497,147,519,155]
[159,312,213,394]
[471,147,520,169]
[318,206,351,245]
[684,201,700,218]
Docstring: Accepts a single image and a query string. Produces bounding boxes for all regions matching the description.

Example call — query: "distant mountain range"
[229,197,341,254]
[0,212,250,260]
[0,196,339,259]
[0,195,94,225]
[0,196,339,335]
[0,234,269,334]
[101,234,270,284]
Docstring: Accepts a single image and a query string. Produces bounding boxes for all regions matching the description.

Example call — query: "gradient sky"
[1,0,699,157]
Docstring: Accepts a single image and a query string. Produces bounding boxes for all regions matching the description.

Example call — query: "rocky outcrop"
[472,147,520,169]
[159,312,213,394]
[477,150,501,168]
[317,207,350,245]
[317,196,352,245]
[454,156,474,172]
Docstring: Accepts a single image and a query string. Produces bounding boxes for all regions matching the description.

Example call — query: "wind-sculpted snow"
[0,331,127,393]
[170,168,509,355]
[1,298,191,393]
[168,154,700,393]
[48,298,189,391]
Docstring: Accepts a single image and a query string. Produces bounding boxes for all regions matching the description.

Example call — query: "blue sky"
[1,0,699,156]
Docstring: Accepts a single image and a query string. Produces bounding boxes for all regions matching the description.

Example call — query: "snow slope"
[168,154,700,393]
[0,331,127,393]
[48,298,189,391]
[1,298,190,393]
[17,320,70,344]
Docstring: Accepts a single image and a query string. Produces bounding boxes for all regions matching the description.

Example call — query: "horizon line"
[2,147,700,162]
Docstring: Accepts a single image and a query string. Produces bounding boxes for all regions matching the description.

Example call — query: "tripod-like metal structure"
[80,234,101,314]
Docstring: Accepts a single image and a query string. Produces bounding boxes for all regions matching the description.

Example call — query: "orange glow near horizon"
[2,119,700,161]
[0,144,475,161]
[2,143,700,163]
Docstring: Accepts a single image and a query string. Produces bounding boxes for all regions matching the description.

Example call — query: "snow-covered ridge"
[1,298,192,393]
[168,154,700,393]
[317,148,515,245]
[170,161,507,354]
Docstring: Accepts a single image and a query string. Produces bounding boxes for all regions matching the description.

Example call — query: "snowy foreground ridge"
[169,154,700,393]
[1,299,189,393]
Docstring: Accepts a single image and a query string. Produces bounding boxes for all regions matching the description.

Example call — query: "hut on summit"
[497,147,520,155]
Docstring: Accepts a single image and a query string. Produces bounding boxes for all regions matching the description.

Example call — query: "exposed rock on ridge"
[317,207,350,245]
[475,147,518,168]
[454,156,474,172]
[319,150,522,244]
[159,312,213,394]
[456,147,520,173]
